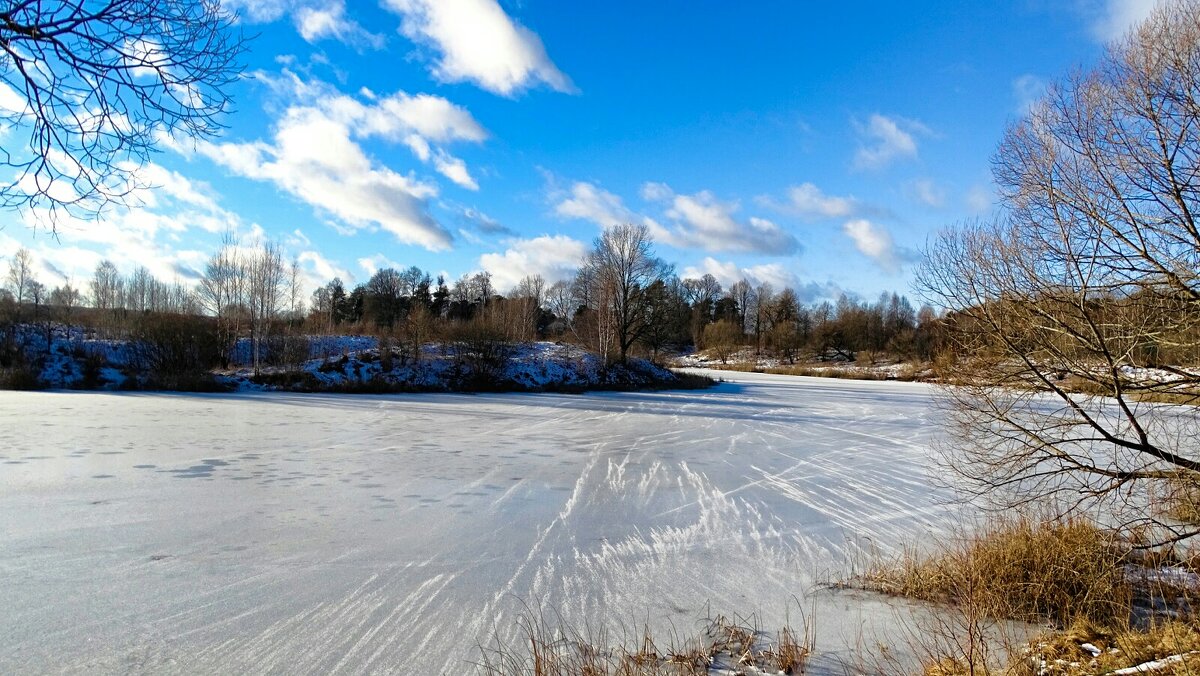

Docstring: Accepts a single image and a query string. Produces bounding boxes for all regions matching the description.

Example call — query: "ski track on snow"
[2,371,963,674]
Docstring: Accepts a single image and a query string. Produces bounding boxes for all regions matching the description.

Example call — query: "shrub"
[446,317,513,387]
[0,360,44,390]
[78,351,106,389]
[266,333,312,369]
[128,313,225,389]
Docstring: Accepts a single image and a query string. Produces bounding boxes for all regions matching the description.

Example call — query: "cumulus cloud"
[187,74,491,248]
[555,181,639,226]
[853,114,929,170]
[197,106,453,250]
[1087,0,1162,42]
[299,249,353,284]
[842,219,919,274]
[778,182,857,219]
[553,179,799,255]
[6,154,256,286]
[224,0,383,47]
[479,235,588,292]
[304,77,485,189]
[358,254,407,277]
[680,257,843,303]
[383,0,574,96]
[647,183,800,255]
[680,257,794,290]
[295,1,385,47]
[432,150,477,190]
[450,204,512,236]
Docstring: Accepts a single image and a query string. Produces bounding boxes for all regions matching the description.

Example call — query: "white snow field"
[0,371,964,674]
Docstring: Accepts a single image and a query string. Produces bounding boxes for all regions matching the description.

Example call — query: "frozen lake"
[0,371,963,674]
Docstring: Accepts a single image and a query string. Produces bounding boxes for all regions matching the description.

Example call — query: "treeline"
[1,225,944,376]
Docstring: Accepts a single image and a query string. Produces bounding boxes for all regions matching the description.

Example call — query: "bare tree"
[50,281,81,315]
[0,1,244,225]
[728,279,755,333]
[577,223,671,363]
[917,1,1200,541]
[287,257,304,321]
[126,265,152,313]
[197,233,247,363]
[511,274,546,342]
[247,241,284,374]
[544,279,575,333]
[5,247,34,308]
[89,259,121,310]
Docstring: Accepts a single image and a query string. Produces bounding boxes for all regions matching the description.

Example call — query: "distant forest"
[1,225,943,375]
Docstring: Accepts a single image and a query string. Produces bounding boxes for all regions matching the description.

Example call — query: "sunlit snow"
[0,371,964,673]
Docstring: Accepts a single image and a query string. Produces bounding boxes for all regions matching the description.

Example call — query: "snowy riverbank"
[4,324,703,393]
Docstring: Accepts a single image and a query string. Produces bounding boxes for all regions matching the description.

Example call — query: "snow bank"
[230,340,684,393]
[4,324,688,393]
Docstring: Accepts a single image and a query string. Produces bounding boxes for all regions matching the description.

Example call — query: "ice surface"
[0,371,964,674]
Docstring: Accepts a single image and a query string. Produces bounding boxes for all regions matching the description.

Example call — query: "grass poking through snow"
[476,608,812,675]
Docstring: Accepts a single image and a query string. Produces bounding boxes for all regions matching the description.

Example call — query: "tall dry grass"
[475,607,812,676]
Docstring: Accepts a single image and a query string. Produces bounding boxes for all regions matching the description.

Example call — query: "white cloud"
[300,250,353,284]
[648,184,800,255]
[224,0,382,47]
[259,71,488,145]
[197,106,453,250]
[843,218,916,274]
[853,114,928,171]
[383,0,574,96]
[479,235,588,292]
[639,181,673,202]
[555,180,799,255]
[10,213,214,286]
[432,150,478,190]
[294,1,385,47]
[908,178,945,208]
[357,253,404,277]
[353,92,488,144]
[680,257,796,291]
[780,182,857,219]
[1088,0,1162,42]
[7,158,249,286]
[252,72,487,191]
[1013,74,1047,114]
[185,73,492,249]
[966,185,993,214]
[555,181,637,226]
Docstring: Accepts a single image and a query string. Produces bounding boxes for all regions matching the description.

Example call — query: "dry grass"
[845,514,1200,676]
[1160,472,1200,527]
[1015,619,1200,676]
[476,608,812,675]
[693,359,924,382]
[851,516,1132,629]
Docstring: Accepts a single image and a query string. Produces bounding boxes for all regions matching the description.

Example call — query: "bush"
[129,313,225,389]
[446,317,513,387]
[0,360,44,390]
[78,351,106,389]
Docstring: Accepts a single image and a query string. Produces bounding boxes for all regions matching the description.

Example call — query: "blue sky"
[0,0,1161,304]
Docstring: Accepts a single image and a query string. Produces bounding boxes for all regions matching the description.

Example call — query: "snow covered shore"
[0,372,955,674]
[5,325,696,393]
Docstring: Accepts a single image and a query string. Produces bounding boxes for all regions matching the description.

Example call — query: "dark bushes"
[129,313,226,390]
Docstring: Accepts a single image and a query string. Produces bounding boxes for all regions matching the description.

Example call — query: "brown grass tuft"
[477,608,812,675]
[853,516,1131,628]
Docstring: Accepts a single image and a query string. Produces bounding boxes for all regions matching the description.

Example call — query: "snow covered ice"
[0,371,964,673]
